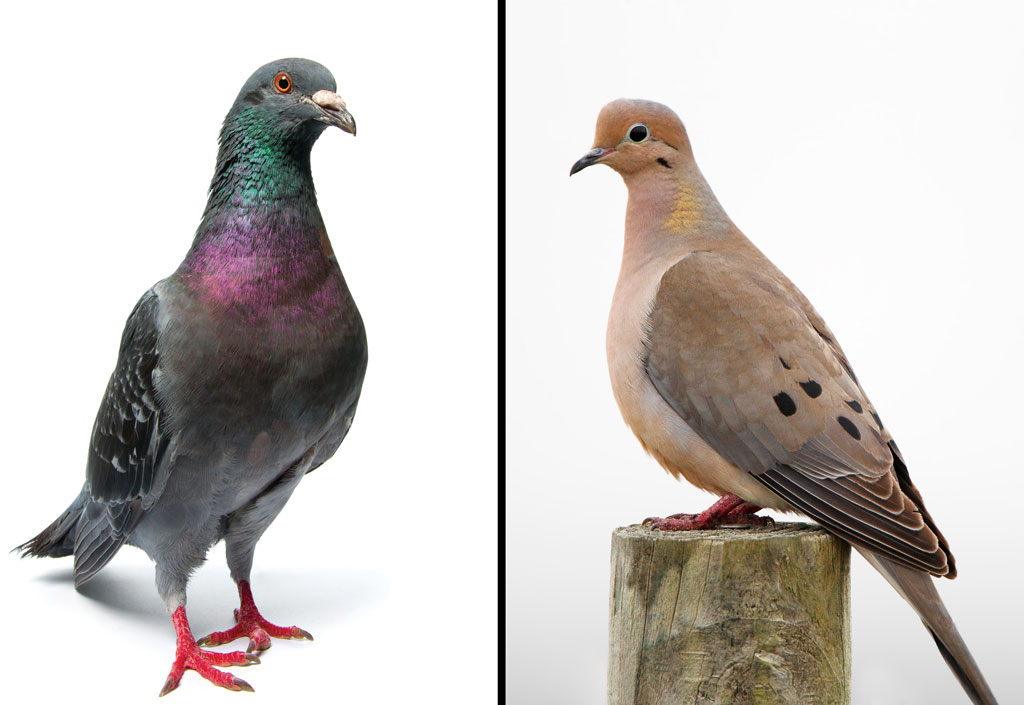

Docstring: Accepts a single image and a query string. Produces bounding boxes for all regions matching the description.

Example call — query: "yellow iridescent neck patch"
[664,186,705,230]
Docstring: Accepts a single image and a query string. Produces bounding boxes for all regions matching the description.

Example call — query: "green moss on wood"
[609,523,850,705]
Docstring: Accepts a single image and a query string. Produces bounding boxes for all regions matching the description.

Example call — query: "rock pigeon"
[17,58,365,695]
[570,99,999,704]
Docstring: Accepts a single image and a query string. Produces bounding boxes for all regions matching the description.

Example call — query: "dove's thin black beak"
[570,147,615,176]
[307,90,357,136]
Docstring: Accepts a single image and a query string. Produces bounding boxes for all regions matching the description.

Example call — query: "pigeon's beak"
[308,90,357,136]
[570,147,615,176]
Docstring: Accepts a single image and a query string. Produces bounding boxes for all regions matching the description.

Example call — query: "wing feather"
[86,290,169,505]
[73,289,171,584]
[644,251,952,576]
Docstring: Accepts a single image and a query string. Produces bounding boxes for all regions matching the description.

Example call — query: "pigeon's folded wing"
[86,289,170,513]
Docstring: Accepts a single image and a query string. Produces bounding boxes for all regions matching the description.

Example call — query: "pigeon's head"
[570,99,691,178]
[227,58,356,141]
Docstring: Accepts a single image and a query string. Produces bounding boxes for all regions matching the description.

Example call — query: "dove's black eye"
[274,73,292,94]
[627,123,649,143]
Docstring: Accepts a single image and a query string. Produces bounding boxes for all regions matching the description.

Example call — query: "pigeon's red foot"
[642,493,773,531]
[159,606,259,696]
[198,580,313,653]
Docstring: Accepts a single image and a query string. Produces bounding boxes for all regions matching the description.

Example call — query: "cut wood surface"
[609,522,850,705]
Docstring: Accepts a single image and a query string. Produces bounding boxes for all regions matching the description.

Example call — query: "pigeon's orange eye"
[273,73,292,94]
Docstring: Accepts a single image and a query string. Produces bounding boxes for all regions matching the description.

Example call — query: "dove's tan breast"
[605,247,788,510]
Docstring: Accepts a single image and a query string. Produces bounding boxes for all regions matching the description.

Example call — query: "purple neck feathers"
[177,205,348,329]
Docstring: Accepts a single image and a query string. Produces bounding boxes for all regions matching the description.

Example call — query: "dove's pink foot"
[159,606,259,696]
[198,580,313,653]
[643,493,773,531]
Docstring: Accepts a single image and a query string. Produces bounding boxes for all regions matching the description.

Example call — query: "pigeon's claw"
[200,619,312,652]
[161,607,259,696]
[198,580,314,653]
[159,659,254,697]
[291,626,315,641]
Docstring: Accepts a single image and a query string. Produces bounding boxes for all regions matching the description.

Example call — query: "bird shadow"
[32,562,389,635]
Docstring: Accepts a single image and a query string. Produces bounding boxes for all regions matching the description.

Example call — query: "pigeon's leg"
[159,603,259,697]
[643,493,772,530]
[199,454,314,652]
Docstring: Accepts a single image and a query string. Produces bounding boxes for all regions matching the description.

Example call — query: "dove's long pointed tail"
[858,549,999,705]
[15,489,88,558]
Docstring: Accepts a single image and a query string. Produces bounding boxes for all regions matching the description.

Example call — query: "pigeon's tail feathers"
[14,490,135,588]
[15,490,89,558]
[858,548,999,705]
[71,499,139,588]
[72,524,123,588]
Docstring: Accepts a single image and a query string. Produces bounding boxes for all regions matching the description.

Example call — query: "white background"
[509,1,1021,704]
[0,1,495,703]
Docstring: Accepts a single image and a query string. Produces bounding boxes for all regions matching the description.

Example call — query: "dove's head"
[226,58,356,142]
[570,99,692,178]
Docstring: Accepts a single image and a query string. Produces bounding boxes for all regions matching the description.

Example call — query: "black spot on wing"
[837,416,861,440]
[779,357,792,370]
[846,400,863,413]
[799,380,822,398]
[773,392,797,416]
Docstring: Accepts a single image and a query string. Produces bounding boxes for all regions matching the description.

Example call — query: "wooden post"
[609,522,850,705]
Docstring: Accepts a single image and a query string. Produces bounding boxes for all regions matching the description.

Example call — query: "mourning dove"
[570,99,998,705]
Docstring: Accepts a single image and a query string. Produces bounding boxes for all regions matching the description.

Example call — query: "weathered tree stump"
[609,522,850,705]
